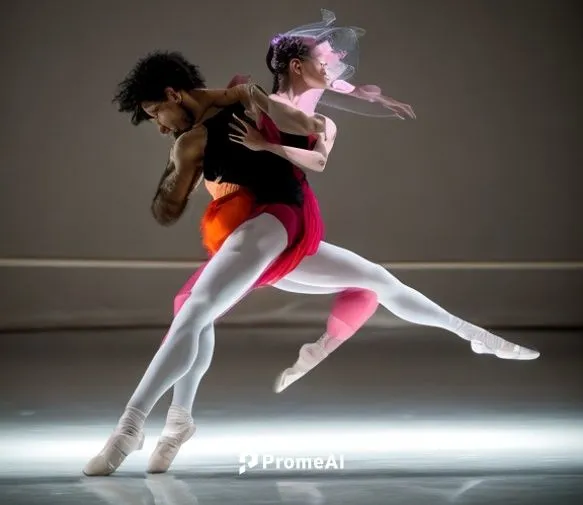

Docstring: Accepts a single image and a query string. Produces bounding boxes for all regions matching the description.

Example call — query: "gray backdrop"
[0,0,581,331]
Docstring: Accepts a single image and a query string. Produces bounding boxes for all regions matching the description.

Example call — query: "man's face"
[142,88,194,136]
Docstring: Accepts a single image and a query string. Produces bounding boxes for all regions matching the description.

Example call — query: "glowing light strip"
[0,258,581,270]
[4,421,583,462]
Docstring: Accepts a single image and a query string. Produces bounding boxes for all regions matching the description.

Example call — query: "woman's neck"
[275,86,326,115]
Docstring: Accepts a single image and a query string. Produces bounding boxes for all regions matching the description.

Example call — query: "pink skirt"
[170,110,324,322]
[172,174,323,317]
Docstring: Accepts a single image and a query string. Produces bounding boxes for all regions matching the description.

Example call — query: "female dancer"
[144,10,539,475]
[260,16,539,389]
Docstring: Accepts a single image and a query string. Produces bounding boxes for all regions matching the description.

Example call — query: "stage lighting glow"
[2,416,582,476]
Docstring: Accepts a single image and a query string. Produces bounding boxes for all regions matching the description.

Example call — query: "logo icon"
[239,453,259,474]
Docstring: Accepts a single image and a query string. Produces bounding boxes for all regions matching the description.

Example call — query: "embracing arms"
[262,116,337,173]
[230,112,338,173]
[206,82,326,136]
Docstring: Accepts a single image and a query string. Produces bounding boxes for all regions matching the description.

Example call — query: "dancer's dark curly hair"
[113,50,206,125]
[265,36,316,93]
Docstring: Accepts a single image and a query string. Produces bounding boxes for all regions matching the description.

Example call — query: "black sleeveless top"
[202,102,311,206]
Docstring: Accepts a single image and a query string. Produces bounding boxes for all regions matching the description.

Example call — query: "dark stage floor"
[0,326,582,504]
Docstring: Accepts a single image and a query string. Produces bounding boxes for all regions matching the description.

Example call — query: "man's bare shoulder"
[174,125,208,160]
[194,86,246,109]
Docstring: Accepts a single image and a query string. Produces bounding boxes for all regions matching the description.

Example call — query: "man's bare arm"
[151,127,207,226]
[155,75,245,188]
[205,83,326,135]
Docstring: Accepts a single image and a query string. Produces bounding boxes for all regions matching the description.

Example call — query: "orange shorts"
[200,188,256,256]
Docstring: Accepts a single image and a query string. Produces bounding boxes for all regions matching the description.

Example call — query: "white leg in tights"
[147,280,343,472]
[170,323,216,410]
[272,279,347,391]
[83,213,289,476]
[146,323,216,473]
[282,242,540,359]
[274,278,342,295]
[271,241,540,392]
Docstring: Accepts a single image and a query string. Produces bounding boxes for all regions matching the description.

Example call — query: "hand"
[228,114,267,151]
[353,85,416,120]
[379,97,416,120]
[226,73,251,88]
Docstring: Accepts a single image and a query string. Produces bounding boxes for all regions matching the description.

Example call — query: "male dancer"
[83,51,329,476]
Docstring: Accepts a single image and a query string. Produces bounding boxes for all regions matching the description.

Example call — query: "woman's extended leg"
[273,279,379,392]
[273,241,539,391]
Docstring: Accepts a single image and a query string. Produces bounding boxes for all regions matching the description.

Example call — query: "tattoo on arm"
[151,159,179,225]
[151,151,203,226]
[150,126,207,225]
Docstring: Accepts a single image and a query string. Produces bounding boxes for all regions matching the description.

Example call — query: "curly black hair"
[113,50,206,125]
[265,36,315,93]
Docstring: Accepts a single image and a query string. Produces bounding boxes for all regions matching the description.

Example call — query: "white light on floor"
[2,417,582,475]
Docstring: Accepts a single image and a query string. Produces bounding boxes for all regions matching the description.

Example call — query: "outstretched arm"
[328,80,416,119]
[151,127,207,226]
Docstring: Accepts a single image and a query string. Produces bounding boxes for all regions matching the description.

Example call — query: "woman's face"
[305,41,347,87]
[289,41,332,89]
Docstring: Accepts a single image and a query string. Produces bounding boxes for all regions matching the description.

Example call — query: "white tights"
[165,280,339,412]
[85,221,535,476]
[169,323,215,410]
[158,241,494,418]
[127,213,288,415]
[274,241,468,335]
[128,229,519,418]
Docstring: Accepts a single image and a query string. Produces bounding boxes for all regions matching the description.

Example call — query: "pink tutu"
[169,111,325,324]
